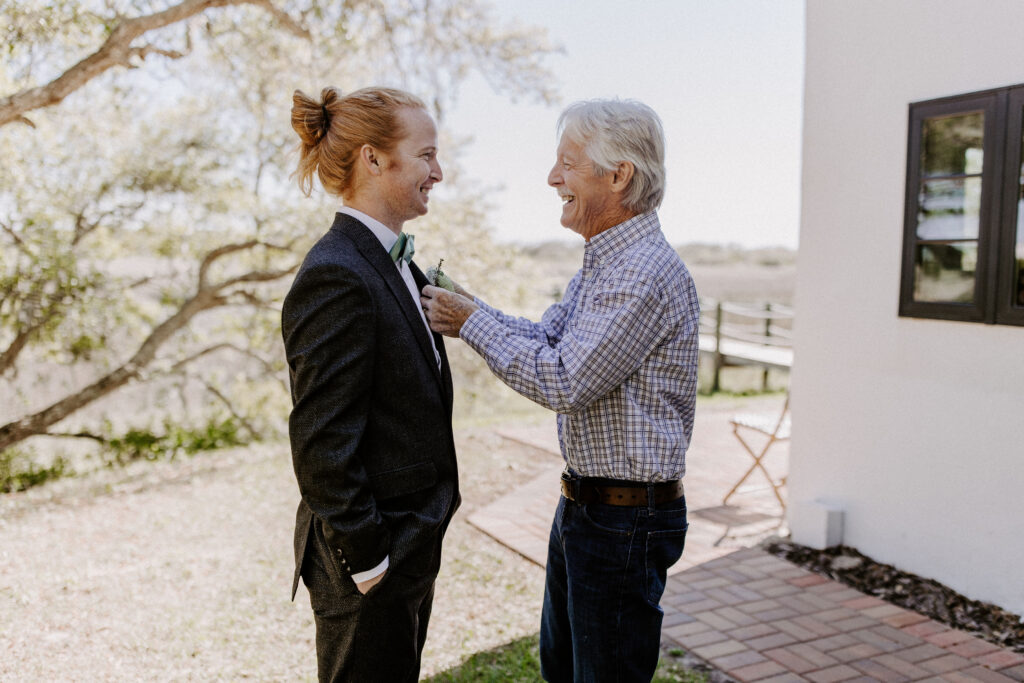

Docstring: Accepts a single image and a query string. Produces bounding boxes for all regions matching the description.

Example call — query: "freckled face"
[379,107,443,229]
[546,135,620,240]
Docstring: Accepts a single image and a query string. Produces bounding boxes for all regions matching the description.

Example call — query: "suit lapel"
[411,262,454,406]
[332,214,445,391]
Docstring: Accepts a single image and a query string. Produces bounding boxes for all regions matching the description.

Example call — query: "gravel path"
[0,422,555,681]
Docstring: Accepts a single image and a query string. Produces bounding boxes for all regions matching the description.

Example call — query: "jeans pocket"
[580,502,637,536]
[645,525,687,605]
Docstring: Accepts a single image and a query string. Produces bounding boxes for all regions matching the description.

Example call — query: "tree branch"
[127,45,187,64]
[1,320,49,378]
[197,239,293,289]
[128,276,156,290]
[45,431,109,444]
[162,342,277,376]
[0,220,25,249]
[199,378,258,437]
[0,0,308,128]
[165,343,236,373]
[198,240,259,288]
[216,265,299,291]
[248,0,310,39]
[72,200,146,246]
[0,255,297,451]
[228,289,280,311]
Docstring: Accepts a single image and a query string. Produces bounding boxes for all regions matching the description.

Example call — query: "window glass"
[916,178,981,240]
[914,243,977,303]
[1015,234,1024,306]
[913,111,983,304]
[1017,134,1024,306]
[921,112,984,177]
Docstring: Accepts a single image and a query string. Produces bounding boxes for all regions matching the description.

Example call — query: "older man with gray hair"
[422,98,699,682]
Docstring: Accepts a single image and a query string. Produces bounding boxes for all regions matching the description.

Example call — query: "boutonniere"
[426,258,455,292]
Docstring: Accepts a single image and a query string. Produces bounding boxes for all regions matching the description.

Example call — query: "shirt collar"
[584,211,661,266]
[339,205,399,253]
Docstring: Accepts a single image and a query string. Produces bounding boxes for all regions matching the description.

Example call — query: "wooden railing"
[697,299,794,392]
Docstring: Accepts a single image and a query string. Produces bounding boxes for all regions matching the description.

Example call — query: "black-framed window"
[900,83,1024,325]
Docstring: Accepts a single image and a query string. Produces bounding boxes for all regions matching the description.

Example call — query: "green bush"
[99,417,248,467]
[0,448,72,493]
[0,417,249,494]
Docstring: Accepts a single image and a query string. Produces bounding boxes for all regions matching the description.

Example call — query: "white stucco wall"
[791,0,1024,613]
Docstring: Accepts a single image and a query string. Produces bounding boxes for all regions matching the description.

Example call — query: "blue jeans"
[540,491,688,682]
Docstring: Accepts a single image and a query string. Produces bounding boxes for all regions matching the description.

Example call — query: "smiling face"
[377,107,442,231]
[547,134,627,240]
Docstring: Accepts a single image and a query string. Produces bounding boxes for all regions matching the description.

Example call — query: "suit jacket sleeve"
[282,261,389,574]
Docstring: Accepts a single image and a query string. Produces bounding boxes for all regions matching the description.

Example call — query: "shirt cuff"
[460,308,501,353]
[351,555,389,584]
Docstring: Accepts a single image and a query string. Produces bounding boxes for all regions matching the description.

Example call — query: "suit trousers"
[301,522,437,683]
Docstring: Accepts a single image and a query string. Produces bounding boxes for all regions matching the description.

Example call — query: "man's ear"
[359,144,383,176]
[610,161,635,193]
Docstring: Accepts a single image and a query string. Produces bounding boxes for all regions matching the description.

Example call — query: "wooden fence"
[697,299,794,392]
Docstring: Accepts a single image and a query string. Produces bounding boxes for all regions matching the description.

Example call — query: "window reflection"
[921,112,984,177]
[914,111,983,303]
[914,244,977,303]
[1017,126,1024,307]
[916,178,981,240]
[1016,252,1024,306]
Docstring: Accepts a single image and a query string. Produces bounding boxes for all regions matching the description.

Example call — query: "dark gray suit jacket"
[282,213,459,599]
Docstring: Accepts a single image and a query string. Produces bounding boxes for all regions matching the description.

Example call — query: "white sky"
[443,0,805,248]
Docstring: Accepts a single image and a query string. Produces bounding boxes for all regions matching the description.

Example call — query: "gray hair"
[557,98,666,214]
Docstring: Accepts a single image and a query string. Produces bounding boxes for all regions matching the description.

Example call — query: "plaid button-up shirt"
[461,212,699,482]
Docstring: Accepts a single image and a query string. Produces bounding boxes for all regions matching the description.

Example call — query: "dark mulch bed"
[763,541,1024,654]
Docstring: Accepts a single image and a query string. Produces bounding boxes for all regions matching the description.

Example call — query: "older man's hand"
[421,285,479,337]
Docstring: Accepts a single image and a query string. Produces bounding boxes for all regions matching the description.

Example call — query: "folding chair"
[723,393,790,511]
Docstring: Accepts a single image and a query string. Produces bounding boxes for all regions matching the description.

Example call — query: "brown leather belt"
[560,473,684,507]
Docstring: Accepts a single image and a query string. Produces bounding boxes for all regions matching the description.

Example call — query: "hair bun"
[317,102,330,140]
[291,89,325,147]
[315,86,343,142]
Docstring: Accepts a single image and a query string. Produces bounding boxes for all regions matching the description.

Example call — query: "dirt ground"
[0,413,556,682]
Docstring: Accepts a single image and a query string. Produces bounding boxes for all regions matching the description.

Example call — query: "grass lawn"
[424,634,707,682]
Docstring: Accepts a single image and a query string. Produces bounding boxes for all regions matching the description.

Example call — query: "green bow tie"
[389,232,415,265]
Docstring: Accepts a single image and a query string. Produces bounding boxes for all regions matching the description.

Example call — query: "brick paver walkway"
[468,397,1024,682]
[662,548,1024,682]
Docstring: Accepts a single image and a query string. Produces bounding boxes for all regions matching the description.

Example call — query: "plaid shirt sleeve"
[473,272,580,346]
[461,270,667,414]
